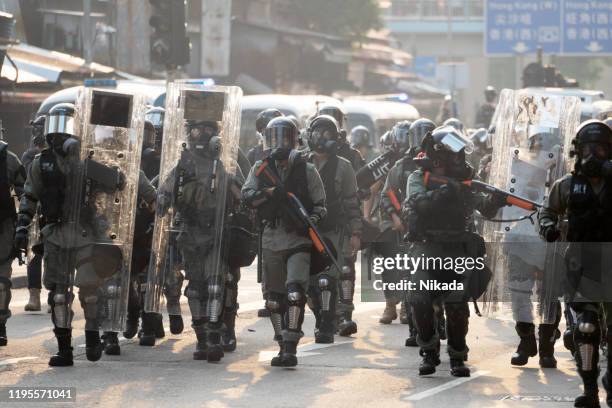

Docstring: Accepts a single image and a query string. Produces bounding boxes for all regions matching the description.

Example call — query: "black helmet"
[146,107,164,149]
[571,120,612,177]
[256,108,283,133]
[264,117,299,160]
[485,86,498,102]
[443,117,464,134]
[391,120,412,153]
[30,115,46,146]
[45,103,79,156]
[307,115,340,154]
[45,103,77,140]
[573,120,612,148]
[380,131,393,152]
[144,120,156,149]
[350,125,371,149]
[420,125,473,176]
[408,118,436,149]
[318,104,346,129]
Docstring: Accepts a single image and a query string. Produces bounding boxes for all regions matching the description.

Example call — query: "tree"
[290,0,382,39]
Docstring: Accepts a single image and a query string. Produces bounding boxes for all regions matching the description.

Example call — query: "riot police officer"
[379,119,436,342]
[539,120,612,407]
[21,115,46,312]
[475,86,498,129]
[350,125,374,162]
[402,126,504,377]
[247,108,284,165]
[242,117,326,367]
[318,104,366,172]
[0,134,26,346]
[16,96,150,366]
[306,115,362,344]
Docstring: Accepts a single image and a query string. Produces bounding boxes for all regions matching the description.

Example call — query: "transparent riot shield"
[145,83,242,315]
[481,89,581,322]
[78,88,147,332]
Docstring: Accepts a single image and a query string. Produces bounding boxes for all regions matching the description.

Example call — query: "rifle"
[255,160,343,273]
[423,171,541,211]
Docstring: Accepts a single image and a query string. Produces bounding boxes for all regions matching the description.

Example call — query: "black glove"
[541,224,560,242]
[435,179,461,202]
[14,227,29,251]
[272,185,288,202]
[491,192,509,209]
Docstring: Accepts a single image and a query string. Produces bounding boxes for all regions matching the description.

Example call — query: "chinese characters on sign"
[486,0,612,55]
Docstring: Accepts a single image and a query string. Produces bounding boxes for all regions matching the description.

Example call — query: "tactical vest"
[567,175,612,242]
[174,152,219,228]
[0,142,15,222]
[38,149,66,223]
[396,154,417,202]
[315,154,344,232]
[257,156,313,232]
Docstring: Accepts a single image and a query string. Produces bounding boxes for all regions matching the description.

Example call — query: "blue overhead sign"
[562,0,612,55]
[485,0,612,56]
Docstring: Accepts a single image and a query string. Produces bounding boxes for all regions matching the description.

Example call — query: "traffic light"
[149,0,190,67]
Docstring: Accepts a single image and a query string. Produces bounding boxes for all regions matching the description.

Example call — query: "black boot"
[85,330,103,362]
[222,307,237,352]
[206,322,224,363]
[123,316,139,339]
[405,325,418,347]
[152,313,165,339]
[315,307,335,344]
[139,312,156,346]
[192,322,207,360]
[280,341,298,367]
[49,328,73,367]
[0,323,6,346]
[538,324,559,369]
[338,311,357,337]
[575,369,600,408]
[450,358,471,377]
[418,349,441,375]
[270,342,284,367]
[169,315,184,335]
[102,331,121,355]
[511,322,537,366]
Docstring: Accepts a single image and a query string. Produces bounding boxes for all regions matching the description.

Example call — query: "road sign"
[486,0,561,55]
[562,0,612,55]
[485,0,612,56]
[411,56,437,80]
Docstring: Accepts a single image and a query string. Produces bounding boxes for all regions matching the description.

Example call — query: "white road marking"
[402,370,490,401]
[0,356,38,366]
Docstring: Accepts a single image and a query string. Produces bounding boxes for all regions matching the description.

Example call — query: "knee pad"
[575,310,601,372]
[185,284,205,319]
[318,274,334,312]
[339,266,354,303]
[286,284,305,331]
[51,290,73,328]
[266,296,284,337]
[207,283,223,323]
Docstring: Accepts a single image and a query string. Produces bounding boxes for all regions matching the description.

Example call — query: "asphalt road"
[0,259,598,407]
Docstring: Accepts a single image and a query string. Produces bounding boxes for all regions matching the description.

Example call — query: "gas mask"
[187,124,220,158]
[580,142,609,177]
[48,134,80,157]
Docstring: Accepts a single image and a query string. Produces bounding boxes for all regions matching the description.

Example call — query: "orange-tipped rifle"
[255,160,343,272]
[423,171,541,211]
